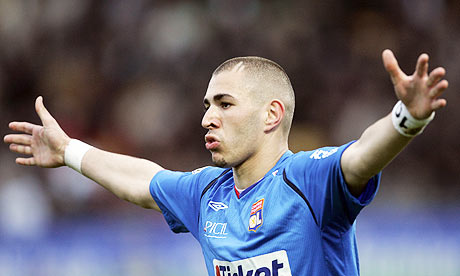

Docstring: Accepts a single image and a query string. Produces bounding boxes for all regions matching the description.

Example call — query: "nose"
[201,106,220,130]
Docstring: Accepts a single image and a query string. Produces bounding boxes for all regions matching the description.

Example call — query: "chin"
[211,153,230,168]
[212,157,229,168]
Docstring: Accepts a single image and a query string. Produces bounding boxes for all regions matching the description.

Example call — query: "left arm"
[341,49,449,196]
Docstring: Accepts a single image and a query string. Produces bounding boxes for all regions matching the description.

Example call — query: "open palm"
[382,49,448,120]
[4,96,70,167]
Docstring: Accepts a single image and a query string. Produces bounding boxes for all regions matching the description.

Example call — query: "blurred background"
[0,0,459,275]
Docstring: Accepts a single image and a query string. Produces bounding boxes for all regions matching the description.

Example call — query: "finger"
[415,53,429,78]
[429,79,448,98]
[35,96,56,127]
[4,134,32,145]
[382,49,405,84]
[16,157,36,166]
[431,98,447,111]
[8,121,38,134]
[9,144,33,155]
[426,67,446,88]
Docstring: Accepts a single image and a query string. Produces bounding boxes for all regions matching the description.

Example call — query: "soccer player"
[4,49,448,275]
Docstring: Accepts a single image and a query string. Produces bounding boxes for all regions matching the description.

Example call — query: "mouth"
[205,134,220,150]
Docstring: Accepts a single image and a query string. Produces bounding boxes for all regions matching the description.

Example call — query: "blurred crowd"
[1,0,459,239]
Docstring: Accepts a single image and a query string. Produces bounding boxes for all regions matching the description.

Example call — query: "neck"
[232,142,288,190]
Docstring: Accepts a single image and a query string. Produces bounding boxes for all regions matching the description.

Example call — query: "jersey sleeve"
[287,141,380,230]
[149,167,222,238]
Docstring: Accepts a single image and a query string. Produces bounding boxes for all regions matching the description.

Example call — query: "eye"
[220,102,231,109]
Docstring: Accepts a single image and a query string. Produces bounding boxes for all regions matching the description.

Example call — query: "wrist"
[391,101,435,137]
[64,139,93,173]
[59,138,71,165]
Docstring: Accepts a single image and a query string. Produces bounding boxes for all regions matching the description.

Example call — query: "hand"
[4,96,70,167]
[382,49,448,119]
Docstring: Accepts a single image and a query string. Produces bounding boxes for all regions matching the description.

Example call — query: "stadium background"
[0,0,459,275]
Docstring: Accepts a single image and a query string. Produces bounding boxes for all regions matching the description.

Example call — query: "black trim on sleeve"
[283,170,319,226]
[200,168,232,200]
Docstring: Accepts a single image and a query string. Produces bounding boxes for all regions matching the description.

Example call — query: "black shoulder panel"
[200,168,232,200]
[283,170,319,226]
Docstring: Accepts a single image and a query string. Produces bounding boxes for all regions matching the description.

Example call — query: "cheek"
[233,112,264,143]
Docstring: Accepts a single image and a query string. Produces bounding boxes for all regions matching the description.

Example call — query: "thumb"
[382,49,405,85]
[35,96,56,127]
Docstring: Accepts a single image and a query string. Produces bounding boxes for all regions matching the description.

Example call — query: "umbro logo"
[208,201,228,211]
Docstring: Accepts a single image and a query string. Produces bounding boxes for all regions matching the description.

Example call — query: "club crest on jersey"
[249,199,264,232]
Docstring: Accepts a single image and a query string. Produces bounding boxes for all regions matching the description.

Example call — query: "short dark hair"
[213,56,295,135]
[213,56,289,78]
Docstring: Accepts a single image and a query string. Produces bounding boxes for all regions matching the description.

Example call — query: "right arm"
[82,147,163,210]
[4,96,163,211]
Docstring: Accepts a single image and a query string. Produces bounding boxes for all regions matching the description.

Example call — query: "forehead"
[204,66,251,101]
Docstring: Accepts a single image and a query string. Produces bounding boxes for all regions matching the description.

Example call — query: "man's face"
[202,70,265,168]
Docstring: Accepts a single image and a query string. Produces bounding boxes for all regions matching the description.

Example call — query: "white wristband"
[64,139,93,173]
[391,101,435,137]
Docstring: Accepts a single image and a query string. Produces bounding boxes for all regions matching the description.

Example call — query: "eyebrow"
[203,93,235,105]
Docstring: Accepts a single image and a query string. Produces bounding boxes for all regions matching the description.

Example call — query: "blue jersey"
[150,142,380,275]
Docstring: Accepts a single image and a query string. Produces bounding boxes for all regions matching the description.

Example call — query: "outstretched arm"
[4,97,163,210]
[341,49,449,196]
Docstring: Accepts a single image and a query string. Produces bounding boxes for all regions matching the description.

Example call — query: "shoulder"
[307,147,340,160]
[290,143,353,164]
[285,144,353,177]
[152,166,228,187]
[190,166,228,180]
[286,147,338,168]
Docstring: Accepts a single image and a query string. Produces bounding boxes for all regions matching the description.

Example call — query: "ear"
[264,99,285,133]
